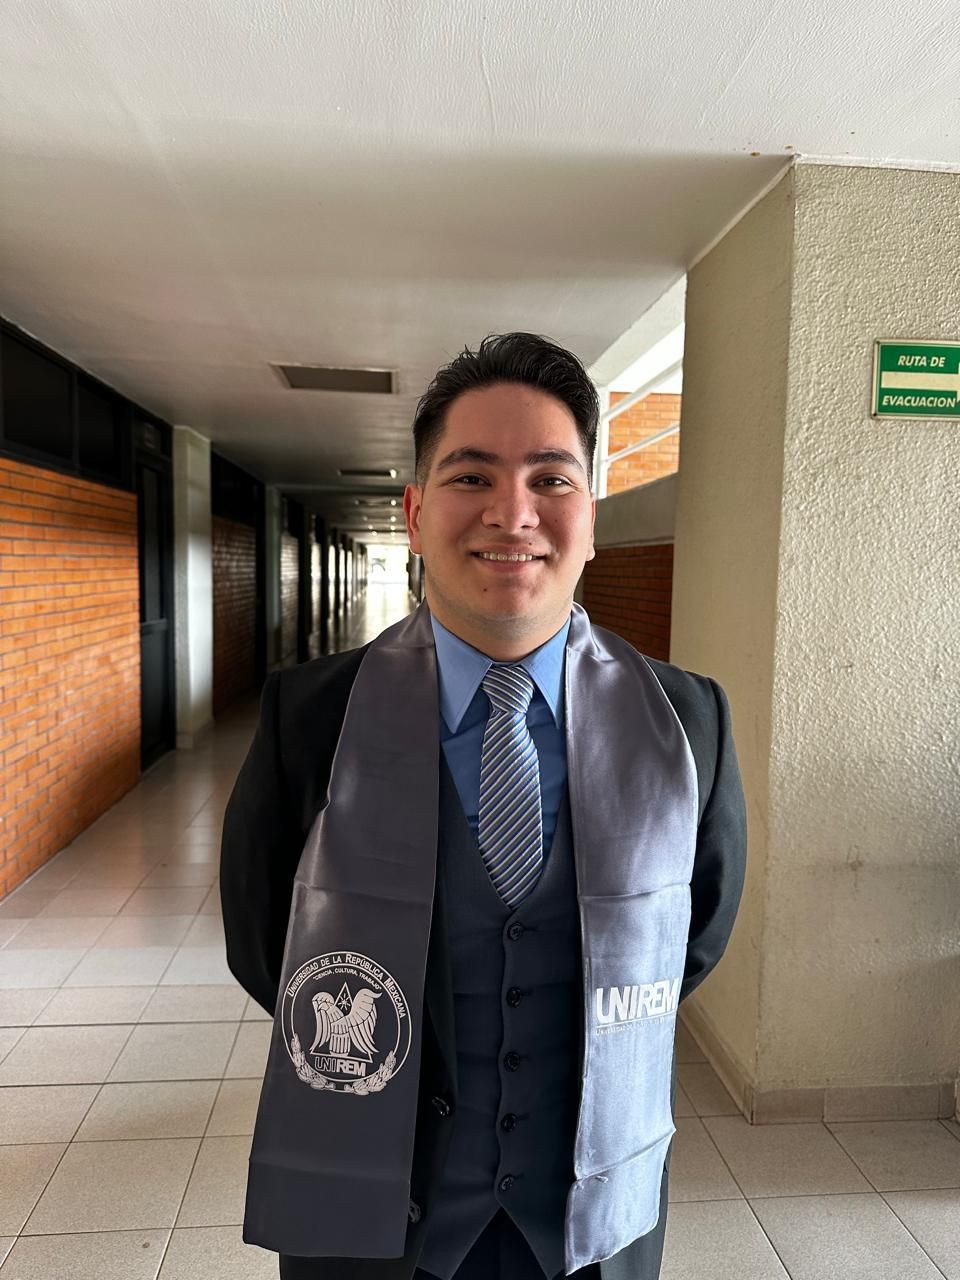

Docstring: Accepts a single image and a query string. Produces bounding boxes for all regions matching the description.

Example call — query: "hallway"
[0,585,957,1278]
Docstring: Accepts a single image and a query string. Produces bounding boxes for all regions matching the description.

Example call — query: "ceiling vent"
[273,364,395,394]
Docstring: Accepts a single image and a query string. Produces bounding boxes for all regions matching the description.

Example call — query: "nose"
[480,480,540,534]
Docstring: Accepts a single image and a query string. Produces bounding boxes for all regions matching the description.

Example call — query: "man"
[220,333,746,1280]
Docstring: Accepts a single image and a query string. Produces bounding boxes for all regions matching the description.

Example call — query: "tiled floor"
[0,583,958,1278]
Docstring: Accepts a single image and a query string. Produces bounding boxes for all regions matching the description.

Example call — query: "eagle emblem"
[282,951,411,1095]
[309,984,381,1059]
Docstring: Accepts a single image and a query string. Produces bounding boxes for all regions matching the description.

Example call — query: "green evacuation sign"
[873,340,960,419]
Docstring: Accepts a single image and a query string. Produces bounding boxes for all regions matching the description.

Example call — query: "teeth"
[477,552,538,562]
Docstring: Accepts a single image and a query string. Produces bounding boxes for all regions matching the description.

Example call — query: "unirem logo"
[595,979,680,1031]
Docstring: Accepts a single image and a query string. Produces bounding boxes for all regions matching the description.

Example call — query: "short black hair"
[412,332,598,483]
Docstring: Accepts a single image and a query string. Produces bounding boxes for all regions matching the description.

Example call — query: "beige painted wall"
[671,170,795,1084]
[673,162,960,1095]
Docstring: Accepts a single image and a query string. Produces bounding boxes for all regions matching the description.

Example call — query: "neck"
[425,591,571,661]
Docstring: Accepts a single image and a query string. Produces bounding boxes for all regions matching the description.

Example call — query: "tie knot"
[482,664,535,717]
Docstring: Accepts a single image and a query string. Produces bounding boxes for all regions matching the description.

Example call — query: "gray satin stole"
[242,602,698,1274]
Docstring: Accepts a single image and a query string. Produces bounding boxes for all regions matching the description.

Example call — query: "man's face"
[403,382,596,657]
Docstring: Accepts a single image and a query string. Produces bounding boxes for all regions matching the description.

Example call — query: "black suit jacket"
[220,641,747,1278]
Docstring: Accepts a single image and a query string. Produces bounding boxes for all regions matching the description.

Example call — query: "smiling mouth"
[473,551,544,562]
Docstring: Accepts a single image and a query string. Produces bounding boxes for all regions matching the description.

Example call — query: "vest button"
[431,1096,451,1118]
[498,1175,515,1193]
[408,1200,421,1224]
[506,986,523,1007]
[500,1112,518,1131]
[507,922,525,941]
[503,1051,521,1071]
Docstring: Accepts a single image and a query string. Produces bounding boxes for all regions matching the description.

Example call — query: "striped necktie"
[478,664,543,907]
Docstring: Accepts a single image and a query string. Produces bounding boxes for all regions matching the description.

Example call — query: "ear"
[585,493,596,562]
[403,483,424,555]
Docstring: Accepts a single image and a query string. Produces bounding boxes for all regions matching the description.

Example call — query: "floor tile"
[3,915,113,950]
[224,1023,271,1078]
[0,1241,12,1268]
[0,1144,66,1234]
[675,1021,706,1064]
[64,946,175,987]
[886,1189,960,1279]
[0,1029,23,1063]
[23,1137,199,1234]
[661,1199,789,1279]
[35,987,154,1025]
[829,1120,960,1190]
[668,1118,742,1202]
[0,1229,170,1279]
[0,892,59,921]
[207,1079,261,1136]
[13,863,79,894]
[75,1080,219,1140]
[198,887,222,916]
[751,1192,945,1280]
[678,1063,740,1116]
[0,921,27,947]
[37,889,135,918]
[93,915,193,948]
[176,1136,250,1227]
[161,947,234,985]
[109,1022,238,1082]
[140,864,218,889]
[158,1224,276,1279]
[0,991,56,1027]
[0,1024,133,1085]
[65,867,153,890]
[181,915,226,947]
[0,1084,98,1144]
[0,950,86,990]
[243,998,272,1021]
[674,1084,696,1118]
[120,888,208,916]
[704,1116,872,1198]
[140,985,247,1023]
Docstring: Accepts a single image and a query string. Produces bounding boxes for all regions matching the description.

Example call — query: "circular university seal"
[281,950,411,1096]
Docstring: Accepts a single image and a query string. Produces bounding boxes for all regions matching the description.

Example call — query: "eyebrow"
[434,446,587,477]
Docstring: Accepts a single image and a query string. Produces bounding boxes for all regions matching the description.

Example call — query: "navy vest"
[417,763,582,1280]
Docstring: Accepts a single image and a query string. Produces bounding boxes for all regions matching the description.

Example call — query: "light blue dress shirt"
[430,614,570,857]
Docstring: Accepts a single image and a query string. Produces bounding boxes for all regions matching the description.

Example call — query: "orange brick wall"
[582,542,673,661]
[606,392,681,494]
[212,515,257,716]
[0,456,141,899]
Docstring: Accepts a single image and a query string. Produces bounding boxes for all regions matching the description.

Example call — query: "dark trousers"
[415,1210,601,1280]
[280,1164,669,1280]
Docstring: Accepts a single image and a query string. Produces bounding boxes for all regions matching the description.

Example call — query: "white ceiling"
[2,0,958,535]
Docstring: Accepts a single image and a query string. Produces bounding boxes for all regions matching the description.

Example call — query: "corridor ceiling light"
[390,499,398,506]
[339,468,397,479]
[272,365,395,394]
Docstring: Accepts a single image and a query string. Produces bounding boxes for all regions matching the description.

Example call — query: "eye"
[535,475,574,488]
[449,474,489,486]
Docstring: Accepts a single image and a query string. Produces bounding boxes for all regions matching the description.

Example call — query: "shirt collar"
[430,614,570,732]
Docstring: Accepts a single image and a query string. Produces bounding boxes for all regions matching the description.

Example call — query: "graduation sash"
[243,601,698,1272]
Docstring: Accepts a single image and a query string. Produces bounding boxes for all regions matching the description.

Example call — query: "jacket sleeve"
[219,671,302,1015]
[680,678,747,1002]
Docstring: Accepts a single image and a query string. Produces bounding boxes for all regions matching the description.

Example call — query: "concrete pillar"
[672,163,960,1123]
[172,426,213,747]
